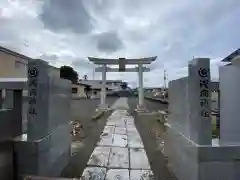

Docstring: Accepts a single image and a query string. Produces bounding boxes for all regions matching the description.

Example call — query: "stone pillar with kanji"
[27,59,50,141]
[188,58,212,145]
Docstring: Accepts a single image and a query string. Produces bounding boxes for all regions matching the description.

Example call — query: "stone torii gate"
[88,56,157,111]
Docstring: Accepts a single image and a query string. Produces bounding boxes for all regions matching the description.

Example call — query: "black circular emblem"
[28,68,38,77]
[198,68,208,78]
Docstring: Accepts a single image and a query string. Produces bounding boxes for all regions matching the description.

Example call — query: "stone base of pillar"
[98,104,109,111]
[135,104,147,112]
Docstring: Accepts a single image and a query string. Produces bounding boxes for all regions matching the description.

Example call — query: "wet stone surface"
[105,169,130,180]
[80,167,106,180]
[114,127,127,135]
[87,147,111,167]
[130,170,156,180]
[112,134,128,147]
[80,99,155,179]
[128,135,144,148]
[103,126,114,135]
[97,134,114,147]
[108,147,129,168]
[130,148,150,169]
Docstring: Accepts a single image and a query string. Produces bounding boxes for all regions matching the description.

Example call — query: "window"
[72,88,78,94]
[15,60,26,69]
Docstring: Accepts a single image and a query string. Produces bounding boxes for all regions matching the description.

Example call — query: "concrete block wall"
[0,109,13,141]
[164,58,240,180]
[165,124,240,180]
[14,124,71,177]
[219,65,240,145]
[0,89,24,180]
[168,77,189,137]
[166,75,199,180]
[0,110,14,180]
[166,58,240,180]
[165,125,199,180]
[49,77,71,132]
[0,141,14,180]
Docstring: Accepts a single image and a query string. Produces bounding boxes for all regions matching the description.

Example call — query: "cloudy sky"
[0,0,240,87]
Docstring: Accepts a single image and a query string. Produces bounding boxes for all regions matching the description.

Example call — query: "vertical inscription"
[198,68,210,118]
[28,67,38,116]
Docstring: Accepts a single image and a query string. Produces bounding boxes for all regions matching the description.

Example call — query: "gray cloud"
[1,0,240,87]
[39,53,91,68]
[39,0,93,34]
[72,59,94,69]
[39,54,58,63]
[95,32,123,53]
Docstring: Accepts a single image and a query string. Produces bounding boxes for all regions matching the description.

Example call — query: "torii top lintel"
[88,56,157,65]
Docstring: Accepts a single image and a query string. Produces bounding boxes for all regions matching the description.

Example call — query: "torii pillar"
[88,57,157,111]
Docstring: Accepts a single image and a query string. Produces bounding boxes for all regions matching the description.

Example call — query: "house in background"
[0,46,30,78]
[0,46,60,79]
[71,81,111,99]
[79,79,126,93]
[0,46,61,99]
[71,83,89,98]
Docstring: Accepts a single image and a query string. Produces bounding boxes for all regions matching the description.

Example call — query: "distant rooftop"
[145,87,164,90]
[48,64,60,69]
[79,79,123,83]
[221,48,240,62]
[0,45,32,61]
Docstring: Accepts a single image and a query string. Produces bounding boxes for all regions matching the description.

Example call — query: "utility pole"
[92,65,95,80]
[164,69,167,89]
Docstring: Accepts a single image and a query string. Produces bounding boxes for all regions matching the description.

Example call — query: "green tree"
[60,66,79,83]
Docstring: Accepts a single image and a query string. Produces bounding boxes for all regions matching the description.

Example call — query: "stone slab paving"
[87,147,111,167]
[108,147,129,168]
[80,98,155,180]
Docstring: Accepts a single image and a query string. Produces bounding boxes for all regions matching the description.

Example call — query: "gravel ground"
[61,97,117,178]
[128,97,177,180]
[143,98,168,112]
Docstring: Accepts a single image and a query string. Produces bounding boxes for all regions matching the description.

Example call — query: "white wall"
[219,65,240,145]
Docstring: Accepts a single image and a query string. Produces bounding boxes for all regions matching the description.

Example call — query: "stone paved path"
[80,98,155,180]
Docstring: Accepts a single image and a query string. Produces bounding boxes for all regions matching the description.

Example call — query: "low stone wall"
[165,124,240,180]
[14,124,71,177]
[0,109,17,180]
[164,58,240,180]
[145,96,168,104]
[0,141,13,180]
